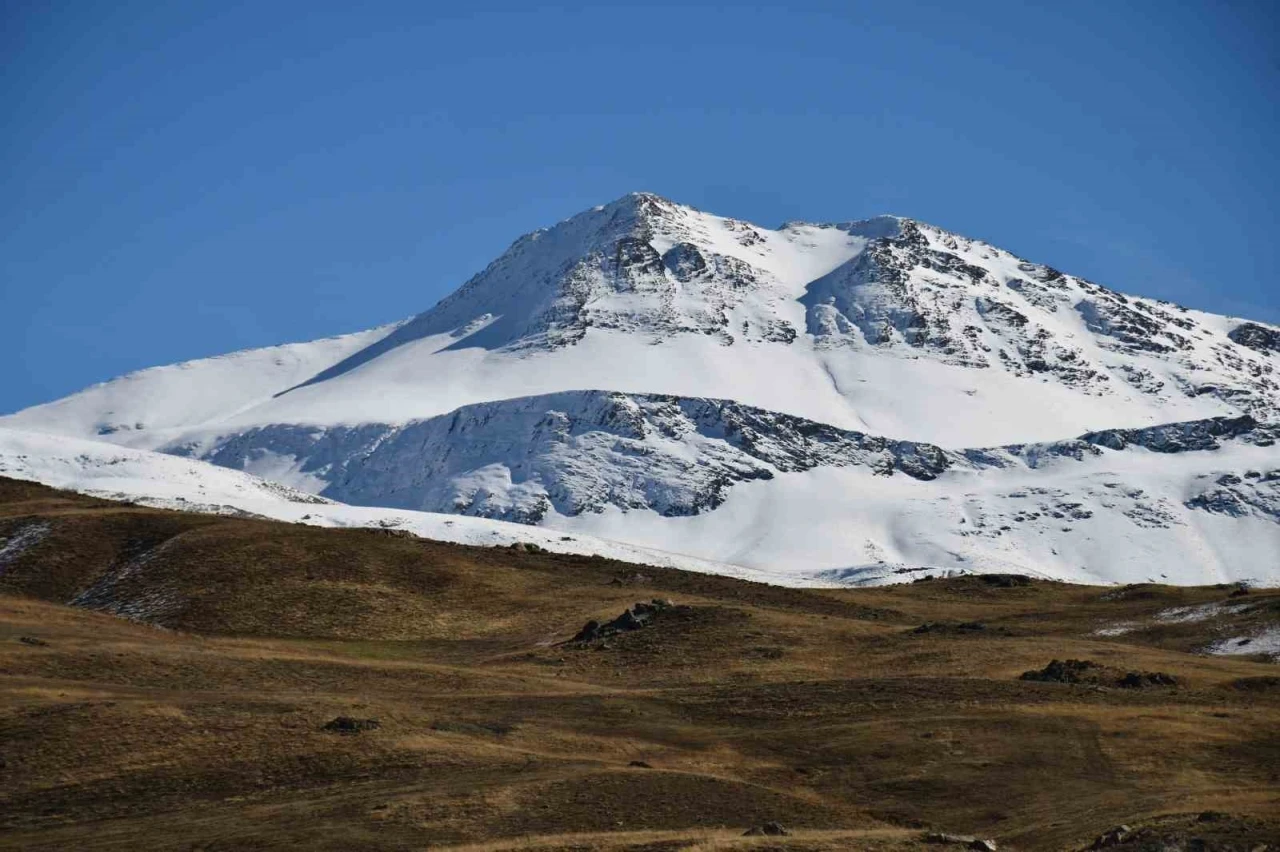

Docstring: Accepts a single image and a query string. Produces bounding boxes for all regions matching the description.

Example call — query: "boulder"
[570,620,603,643]
[569,599,675,644]
[1020,659,1100,684]
[507,542,546,554]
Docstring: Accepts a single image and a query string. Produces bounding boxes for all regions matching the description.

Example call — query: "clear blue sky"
[3,1,1277,414]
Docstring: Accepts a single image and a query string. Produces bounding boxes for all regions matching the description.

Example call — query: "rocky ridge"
[182,392,1280,530]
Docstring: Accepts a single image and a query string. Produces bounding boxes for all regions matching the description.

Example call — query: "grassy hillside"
[1,477,1277,850]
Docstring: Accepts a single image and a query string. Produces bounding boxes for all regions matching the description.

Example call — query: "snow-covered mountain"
[5,192,1278,585]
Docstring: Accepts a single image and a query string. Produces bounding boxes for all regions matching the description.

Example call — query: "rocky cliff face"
[183,391,1279,528]
[802,217,1277,419]
[186,391,956,521]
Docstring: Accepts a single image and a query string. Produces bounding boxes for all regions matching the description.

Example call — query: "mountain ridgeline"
[4,193,1278,586]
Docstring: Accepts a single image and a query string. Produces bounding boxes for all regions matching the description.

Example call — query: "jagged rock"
[17,636,48,647]
[190,389,1280,535]
[196,392,967,524]
[1230,322,1280,355]
[662,242,707,281]
[627,760,652,768]
[1079,415,1262,454]
[1185,470,1280,522]
[569,599,675,644]
[1078,297,1186,354]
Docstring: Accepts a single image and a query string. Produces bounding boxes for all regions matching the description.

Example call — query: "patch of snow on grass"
[0,522,50,573]
[1205,627,1280,659]
[1156,602,1253,624]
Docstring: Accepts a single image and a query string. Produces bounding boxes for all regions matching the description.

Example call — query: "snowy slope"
[3,192,1278,587]
[0,428,779,584]
[170,392,1280,587]
[557,417,1280,588]
[5,324,403,448]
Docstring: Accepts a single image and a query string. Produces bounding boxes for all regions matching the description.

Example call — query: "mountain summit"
[4,194,1278,585]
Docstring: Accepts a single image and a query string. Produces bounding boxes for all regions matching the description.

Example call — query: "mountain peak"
[840,214,910,240]
[6,193,1280,589]
[600,190,678,209]
[779,214,908,240]
[263,192,1278,423]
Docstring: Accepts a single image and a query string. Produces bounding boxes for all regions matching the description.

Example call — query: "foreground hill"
[2,478,1278,850]
[4,193,1279,587]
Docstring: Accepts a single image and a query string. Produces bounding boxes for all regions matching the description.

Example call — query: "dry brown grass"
[1,477,1277,850]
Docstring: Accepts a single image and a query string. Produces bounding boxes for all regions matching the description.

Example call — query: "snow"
[1205,627,1280,659]
[3,324,401,447]
[0,522,50,572]
[1155,602,1253,624]
[556,440,1280,587]
[1093,624,1137,637]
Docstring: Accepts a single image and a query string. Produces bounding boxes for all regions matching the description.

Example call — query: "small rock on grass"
[1020,659,1099,684]
[743,821,790,836]
[1117,671,1178,689]
[1091,825,1132,849]
[924,833,998,850]
[569,599,675,643]
[323,716,380,734]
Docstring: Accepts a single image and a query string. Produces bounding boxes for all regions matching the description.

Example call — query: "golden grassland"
[0,477,1277,851]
